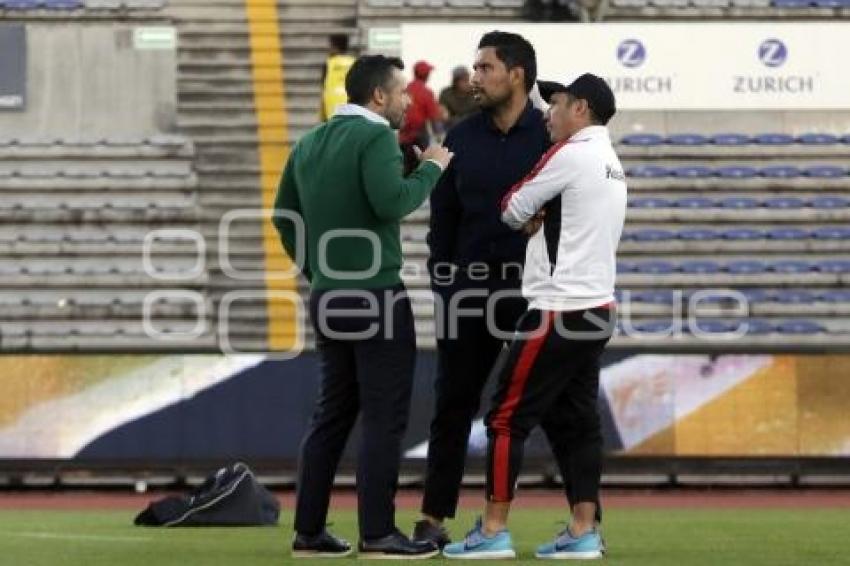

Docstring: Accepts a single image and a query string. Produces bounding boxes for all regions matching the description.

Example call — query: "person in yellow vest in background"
[320,34,355,122]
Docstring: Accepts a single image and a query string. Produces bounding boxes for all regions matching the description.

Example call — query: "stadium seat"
[63,165,104,178]
[798,133,839,145]
[743,319,775,335]
[85,0,122,7]
[651,0,689,7]
[692,0,732,8]
[19,135,60,147]
[617,262,636,273]
[632,229,676,242]
[766,228,809,240]
[726,260,768,274]
[770,260,813,273]
[810,196,850,208]
[816,260,850,273]
[812,227,850,240]
[760,165,801,178]
[818,289,850,302]
[754,133,795,145]
[711,133,751,145]
[804,166,846,178]
[771,0,813,6]
[842,134,850,145]
[633,290,676,305]
[764,197,805,209]
[776,320,824,335]
[627,165,670,178]
[666,134,708,146]
[692,320,739,334]
[774,290,816,304]
[716,166,758,179]
[680,261,721,274]
[722,228,764,240]
[612,0,650,6]
[676,197,715,209]
[719,196,759,209]
[629,197,672,208]
[672,166,713,178]
[740,289,770,303]
[635,261,677,274]
[488,0,526,6]
[44,0,82,7]
[620,134,664,146]
[678,229,718,241]
[2,0,42,8]
[812,0,850,6]
[634,321,678,334]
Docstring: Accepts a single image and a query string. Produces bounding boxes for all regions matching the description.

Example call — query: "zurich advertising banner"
[0,24,26,110]
[401,23,850,110]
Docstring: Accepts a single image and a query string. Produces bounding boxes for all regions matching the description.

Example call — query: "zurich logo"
[617,39,646,68]
[758,39,787,68]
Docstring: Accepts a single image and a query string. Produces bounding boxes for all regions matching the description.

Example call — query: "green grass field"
[1,507,848,565]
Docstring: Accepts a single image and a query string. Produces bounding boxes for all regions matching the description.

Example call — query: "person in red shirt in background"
[400,60,446,175]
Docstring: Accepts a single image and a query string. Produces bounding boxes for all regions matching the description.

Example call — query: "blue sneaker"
[535,527,603,560]
[443,518,516,560]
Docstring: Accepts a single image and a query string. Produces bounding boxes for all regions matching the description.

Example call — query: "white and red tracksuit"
[485,125,627,503]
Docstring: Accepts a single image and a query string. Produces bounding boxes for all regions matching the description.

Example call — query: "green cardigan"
[273,112,442,290]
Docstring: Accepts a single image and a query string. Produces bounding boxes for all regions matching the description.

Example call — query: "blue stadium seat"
[716,166,758,179]
[743,319,775,335]
[760,165,801,178]
[804,165,846,178]
[719,196,759,209]
[726,260,767,274]
[692,320,739,334]
[774,290,816,304]
[680,261,721,274]
[635,261,677,274]
[818,289,850,302]
[770,260,813,273]
[633,290,676,305]
[776,320,824,335]
[672,166,713,178]
[2,0,42,7]
[767,228,809,240]
[620,134,664,146]
[798,133,839,145]
[772,0,811,7]
[617,262,636,273]
[676,197,715,209]
[754,133,795,145]
[740,289,770,303]
[627,165,670,178]
[629,197,672,209]
[812,0,850,7]
[632,229,676,242]
[842,134,850,144]
[678,229,718,241]
[44,0,81,7]
[764,197,805,209]
[816,260,850,273]
[711,133,751,146]
[810,196,850,208]
[812,227,850,240]
[723,228,764,240]
[666,134,708,146]
[634,321,678,334]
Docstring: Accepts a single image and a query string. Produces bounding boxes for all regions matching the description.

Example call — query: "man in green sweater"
[273,55,453,560]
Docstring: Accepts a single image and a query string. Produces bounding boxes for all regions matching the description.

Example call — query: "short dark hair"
[329,34,349,53]
[478,31,537,93]
[566,93,603,125]
[345,55,404,105]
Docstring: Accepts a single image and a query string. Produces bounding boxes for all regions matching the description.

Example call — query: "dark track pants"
[485,306,614,505]
[294,284,416,540]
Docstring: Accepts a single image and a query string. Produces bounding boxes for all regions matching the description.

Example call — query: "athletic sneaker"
[535,527,604,560]
[442,517,516,560]
[292,529,352,558]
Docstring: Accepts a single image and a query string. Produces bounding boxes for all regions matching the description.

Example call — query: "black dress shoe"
[292,530,352,558]
[358,528,439,559]
[412,519,451,549]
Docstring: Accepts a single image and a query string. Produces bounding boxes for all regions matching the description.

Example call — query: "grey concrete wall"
[0,24,177,139]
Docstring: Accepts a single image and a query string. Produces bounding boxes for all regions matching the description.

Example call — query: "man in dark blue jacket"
[415,31,554,545]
